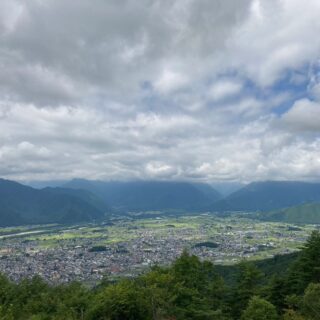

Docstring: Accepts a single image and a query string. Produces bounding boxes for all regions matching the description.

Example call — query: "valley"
[0,213,316,285]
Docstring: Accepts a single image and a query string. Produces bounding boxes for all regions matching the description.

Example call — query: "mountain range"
[210,181,320,212]
[63,179,222,211]
[1,178,320,226]
[0,179,108,226]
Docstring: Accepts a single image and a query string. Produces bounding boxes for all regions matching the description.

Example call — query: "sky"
[0,0,320,184]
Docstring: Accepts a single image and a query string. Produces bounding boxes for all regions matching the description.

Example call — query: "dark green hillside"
[262,202,320,224]
[0,179,107,226]
[211,181,320,212]
[215,252,299,285]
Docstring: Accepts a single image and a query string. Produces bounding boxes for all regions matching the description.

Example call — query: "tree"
[287,231,320,294]
[241,296,278,320]
[88,280,150,320]
[169,251,230,319]
[140,267,175,320]
[231,261,263,318]
[302,283,320,319]
[282,309,306,320]
[0,274,13,305]
[266,275,289,312]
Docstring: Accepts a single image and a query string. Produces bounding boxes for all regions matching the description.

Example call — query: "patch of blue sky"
[269,65,311,115]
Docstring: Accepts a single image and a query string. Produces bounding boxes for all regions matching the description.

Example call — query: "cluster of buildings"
[0,218,308,284]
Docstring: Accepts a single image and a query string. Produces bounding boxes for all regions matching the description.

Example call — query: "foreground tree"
[301,283,320,319]
[241,296,278,320]
[282,309,306,320]
[231,262,263,318]
[287,231,320,294]
[87,280,150,320]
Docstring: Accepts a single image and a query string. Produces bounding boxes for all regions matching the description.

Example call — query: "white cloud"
[282,99,320,132]
[154,69,189,94]
[227,0,320,86]
[0,0,320,183]
[208,80,243,101]
[0,0,24,34]
[145,162,177,178]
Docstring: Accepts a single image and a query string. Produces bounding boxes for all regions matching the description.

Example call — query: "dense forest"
[0,231,320,319]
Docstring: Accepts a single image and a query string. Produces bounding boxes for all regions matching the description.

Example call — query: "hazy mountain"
[261,202,320,224]
[187,182,222,201]
[41,187,109,213]
[63,179,222,211]
[0,179,107,226]
[25,180,67,189]
[210,181,320,212]
[210,182,245,197]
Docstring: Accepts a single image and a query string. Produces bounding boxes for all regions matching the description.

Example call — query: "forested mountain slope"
[0,179,107,226]
[210,181,320,212]
[261,202,320,224]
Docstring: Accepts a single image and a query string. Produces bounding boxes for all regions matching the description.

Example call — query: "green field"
[0,214,316,264]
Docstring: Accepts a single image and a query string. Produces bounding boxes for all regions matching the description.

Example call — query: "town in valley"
[0,213,315,285]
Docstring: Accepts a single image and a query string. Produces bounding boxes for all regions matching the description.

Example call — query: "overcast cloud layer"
[0,0,320,183]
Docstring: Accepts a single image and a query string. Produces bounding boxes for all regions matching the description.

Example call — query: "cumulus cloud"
[0,0,320,183]
[282,99,320,132]
[0,0,251,105]
[227,0,320,86]
[208,80,243,101]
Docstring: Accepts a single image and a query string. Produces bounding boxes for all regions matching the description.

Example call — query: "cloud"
[0,0,320,183]
[154,69,190,94]
[208,80,243,101]
[145,162,177,178]
[0,0,251,105]
[282,99,320,132]
[226,0,320,86]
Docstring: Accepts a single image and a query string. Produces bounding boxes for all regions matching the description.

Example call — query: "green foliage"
[88,280,150,320]
[168,251,229,319]
[231,261,263,318]
[282,283,320,320]
[301,283,320,319]
[265,275,289,312]
[288,230,320,293]
[241,296,278,320]
[282,309,306,320]
[0,232,318,319]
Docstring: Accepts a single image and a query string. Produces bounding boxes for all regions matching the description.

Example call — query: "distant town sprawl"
[0,215,315,284]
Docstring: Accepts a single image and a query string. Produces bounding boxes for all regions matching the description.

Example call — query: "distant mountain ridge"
[261,202,320,224]
[63,179,222,211]
[210,181,320,212]
[2,178,320,227]
[0,179,107,226]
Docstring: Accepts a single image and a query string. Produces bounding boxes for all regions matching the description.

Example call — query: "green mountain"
[63,179,222,211]
[210,181,320,212]
[262,202,320,224]
[0,179,108,226]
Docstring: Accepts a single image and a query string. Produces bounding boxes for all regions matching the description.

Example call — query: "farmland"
[0,213,316,284]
